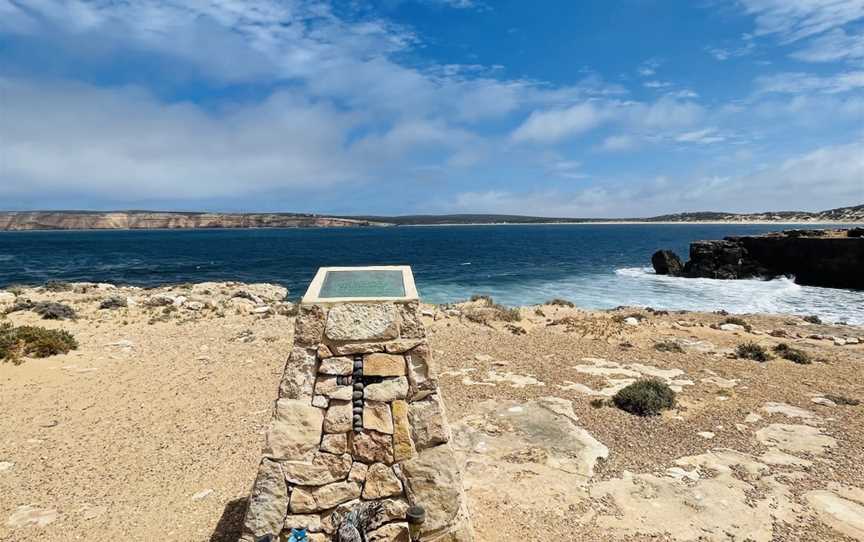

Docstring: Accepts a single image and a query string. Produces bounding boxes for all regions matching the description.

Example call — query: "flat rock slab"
[6,505,59,529]
[755,423,837,455]
[325,304,399,341]
[806,490,864,540]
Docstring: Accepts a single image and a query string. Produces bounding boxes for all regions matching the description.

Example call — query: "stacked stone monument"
[241,301,473,542]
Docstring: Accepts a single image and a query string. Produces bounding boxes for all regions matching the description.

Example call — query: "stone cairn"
[240,302,474,542]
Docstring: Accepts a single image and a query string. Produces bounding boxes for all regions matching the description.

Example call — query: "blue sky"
[1,0,862,217]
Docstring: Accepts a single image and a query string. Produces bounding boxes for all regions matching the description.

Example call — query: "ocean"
[1,224,862,323]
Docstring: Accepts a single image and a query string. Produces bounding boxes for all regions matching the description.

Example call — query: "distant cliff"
[0,212,391,231]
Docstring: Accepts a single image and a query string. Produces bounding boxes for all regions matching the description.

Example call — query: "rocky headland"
[0,211,388,231]
[1,281,863,541]
[653,228,864,289]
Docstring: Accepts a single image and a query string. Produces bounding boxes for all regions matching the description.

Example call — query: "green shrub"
[33,302,76,320]
[736,342,772,362]
[0,323,78,363]
[655,340,685,353]
[772,343,812,364]
[589,398,606,409]
[43,280,72,292]
[99,296,128,310]
[470,294,494,305]
[547,298,575,308]
[803,315,822,324]
[723,317,752,331]
[612,379,676,416]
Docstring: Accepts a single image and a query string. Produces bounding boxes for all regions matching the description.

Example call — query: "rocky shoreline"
[653,228,864,289]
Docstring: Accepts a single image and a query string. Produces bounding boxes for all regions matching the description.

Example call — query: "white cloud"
[511,102,612,143]
[791,28,864,63]
[643,81,672,89]
[600,135,637,152]
[756,70,864,93]
[675,128,726,144]
[739,0,864,43]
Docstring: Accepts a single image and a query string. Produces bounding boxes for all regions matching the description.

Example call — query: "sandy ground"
[1,283,863,541]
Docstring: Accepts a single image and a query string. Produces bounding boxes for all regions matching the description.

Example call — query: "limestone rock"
[368,522,410,542]
[364,353,407,377]
[5,505,59,529]
[321,433,348,455]
[384,339,425,353]
[312,395,329,409]
[264,399,324,460]
[243,459,289,538]
[279,347,318,400]
[365,377,409,402]
[720,323,745,332]
[351,430,394,464]
[348,462,368,482]
[406,344,438,402]
[364,401,394,434]
[409,395,450,450]
[756,423,837,454]
[805,490,864,540]
[651,249,684,276]
[291,481,362,512]
[369,498,410,531]
[319,357,354,376]
[295,305,326,346]
[326,303,400,341]
[401,445,465,534]
[0,291,16,306]
[398,302,426,339]
[282,453,353,486]
[362,463,403,499]
[324,400,353,433]
[317,344,333,358]
[284,514,323,533]
[391,400,415,462]
[316,376,353,401]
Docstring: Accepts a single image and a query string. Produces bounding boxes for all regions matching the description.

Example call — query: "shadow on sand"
[210,497,247,542]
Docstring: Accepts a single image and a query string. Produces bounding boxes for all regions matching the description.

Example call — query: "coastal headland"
[1,203,862,231]
[1,281,863,541]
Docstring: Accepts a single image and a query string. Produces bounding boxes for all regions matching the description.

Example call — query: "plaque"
[302,266,418,304]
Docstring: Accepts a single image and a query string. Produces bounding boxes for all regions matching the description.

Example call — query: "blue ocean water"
[1,224,862,323]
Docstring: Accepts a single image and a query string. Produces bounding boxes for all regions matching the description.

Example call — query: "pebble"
[191,489,214,501]
[0,461,14,472]
[697,431,716,439]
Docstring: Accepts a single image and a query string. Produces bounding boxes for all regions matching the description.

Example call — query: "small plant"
[723,317,752,331]
[42,280,72,292]
[99,296,127,310]
[1,322,78,363]
[612,379,676,416]
[4,285,26,296]
[470,294,494,305]
[655,340,685,353]
[547,298,575,308]
[612,312,646,324]
[772,343,812,364]
[589,398,606,409]
[823,394,860,406]
[803,315,822,325]
[32,302,76,320]
[736,342,772,362]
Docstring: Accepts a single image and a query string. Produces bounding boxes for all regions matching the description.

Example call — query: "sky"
[0,0,863,217]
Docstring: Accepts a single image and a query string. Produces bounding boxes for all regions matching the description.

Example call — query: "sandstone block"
[363,353,407,377]
[289,487,317,514]
[295,305,326,346]
[398,302,426,339]
[408,394,450,450]
[312,481,363,510]
[312,395,329,409]
[405,344,438,402]
[401,445,465,535]
[363,401,394,434]
[364,377,409,402]
[279,347,318,400]
[351,430,394,464]
[348,462,368,482]
[320,433,348,455]
[324,400,353,433]
[317,344,333,358]
[243,459,289,538]
[368,522,410,542]
[284,514,323,533]
[362,463,403,499]
[391,400,415,462]
[264,399,324,460]
[325,304,399,341]
[315,376,353,401]
[318,356,354,375]
[369,498,410,531]
[282,453,352,486]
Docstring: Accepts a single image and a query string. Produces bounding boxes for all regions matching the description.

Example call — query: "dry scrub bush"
[612,379,676,416]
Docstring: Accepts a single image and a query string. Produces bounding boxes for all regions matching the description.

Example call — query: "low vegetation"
[464,295,521,325]
[823,394,861,406]
[772,343,812,364]
[803,314,822,324]
[654,340,685,353]
[612,379,676,416]
[0,322,78,364]
[42,280,73,292]
[4,300,77,320]
[99,296,128,310]
[547,298,575,308]
[736,342,772,362]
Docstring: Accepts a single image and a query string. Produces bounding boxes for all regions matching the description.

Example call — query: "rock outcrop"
[652,229,864,289]
[650,250,684,276]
